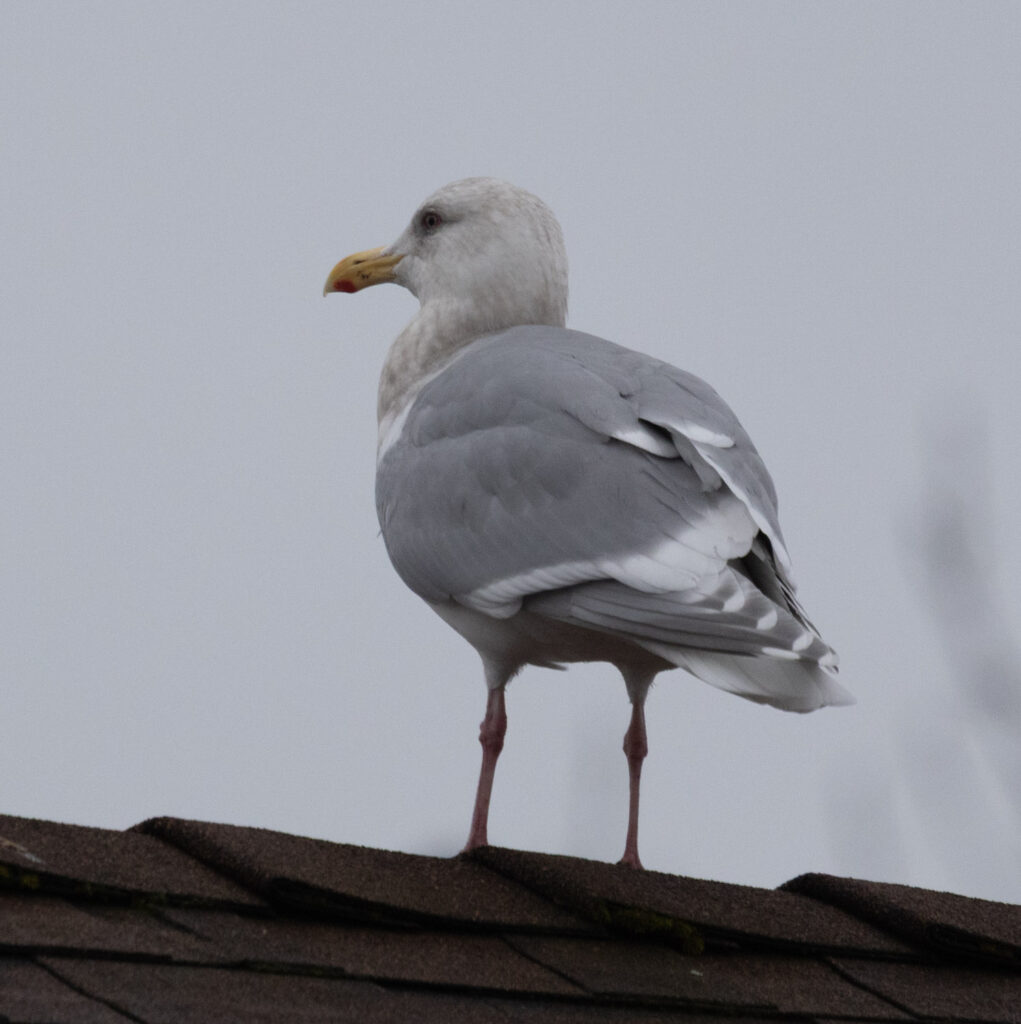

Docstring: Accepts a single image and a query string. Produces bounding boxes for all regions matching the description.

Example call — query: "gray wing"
[376,326,835,669]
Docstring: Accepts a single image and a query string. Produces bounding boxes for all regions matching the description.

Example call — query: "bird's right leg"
[619,668,655,869]
[462,684,507,852]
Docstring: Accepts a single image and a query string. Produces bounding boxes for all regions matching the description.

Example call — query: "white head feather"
[376,179,568,430]
[389,177,568,329]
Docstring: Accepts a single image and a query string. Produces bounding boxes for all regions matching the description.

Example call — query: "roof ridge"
[4,814,1020,1020]
[782,872,1021,969]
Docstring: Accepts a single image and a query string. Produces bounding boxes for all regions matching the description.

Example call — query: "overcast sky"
[3,2,1019,903]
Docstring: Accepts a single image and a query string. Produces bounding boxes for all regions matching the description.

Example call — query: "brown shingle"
[471,846,912,955]
[159,906,584,995]
[0,956,132,1023]
[0,892,209,961]
[480,1002,782,1023]
[0,813,261,908]
[830,956,1021,1023]
[136,816,592,931]
[503,935,911,1018]
[3,814,1018,1023]
[784,873,1021,966]
[37,958,541,1024]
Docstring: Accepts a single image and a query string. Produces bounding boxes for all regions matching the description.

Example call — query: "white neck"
[373,178,569,449]
[376,301,477,427]
[376,289,566,435]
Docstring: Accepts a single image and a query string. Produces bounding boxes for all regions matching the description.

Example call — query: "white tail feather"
[643,643,856,713]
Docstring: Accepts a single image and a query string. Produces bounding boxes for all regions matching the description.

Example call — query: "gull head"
[325,178,568,332]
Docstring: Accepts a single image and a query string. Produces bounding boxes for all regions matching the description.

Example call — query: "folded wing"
[376,326,851,710]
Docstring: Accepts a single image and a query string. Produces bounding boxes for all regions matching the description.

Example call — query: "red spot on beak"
[333,279,357,294]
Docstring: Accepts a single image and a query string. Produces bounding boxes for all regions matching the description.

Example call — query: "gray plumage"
[376,325,849,712]
[325,176,852,863]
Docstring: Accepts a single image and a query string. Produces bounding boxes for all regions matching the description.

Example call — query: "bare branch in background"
[920,408,1021,725]
[901,397,1021,893]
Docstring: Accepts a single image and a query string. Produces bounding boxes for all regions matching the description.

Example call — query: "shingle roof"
[1,812,1018,1023]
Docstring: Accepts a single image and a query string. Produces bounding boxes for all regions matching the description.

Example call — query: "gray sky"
[3,2,1019,902]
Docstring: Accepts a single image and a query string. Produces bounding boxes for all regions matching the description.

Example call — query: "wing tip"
[647,644,855,713]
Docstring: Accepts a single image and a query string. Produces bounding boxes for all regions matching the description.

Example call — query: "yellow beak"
[323,246,404,295]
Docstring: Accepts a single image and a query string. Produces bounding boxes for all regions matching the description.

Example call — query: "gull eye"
[420,210,442,232]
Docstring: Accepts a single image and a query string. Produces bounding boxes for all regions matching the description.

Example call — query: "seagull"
[324,178,853,868]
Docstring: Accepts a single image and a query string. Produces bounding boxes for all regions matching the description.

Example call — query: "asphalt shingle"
[472,846,914,955]
[0,956,133,1024]
[158,907,584,995]
[135,816,592,931]
[503,935,911,1018]
[829,956,1021,1023]
[38,959,454,1024]
[0,814,261,908]
[785,872,1021,966]
[0,815,1017,1023]
[0,892,221,963]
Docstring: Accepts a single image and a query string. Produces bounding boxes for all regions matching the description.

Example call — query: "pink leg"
[462,687,507,852]
[618,700,648,869]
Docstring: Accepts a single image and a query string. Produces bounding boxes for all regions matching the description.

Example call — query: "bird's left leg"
[619,669,655,869]
[462,683,507,852]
